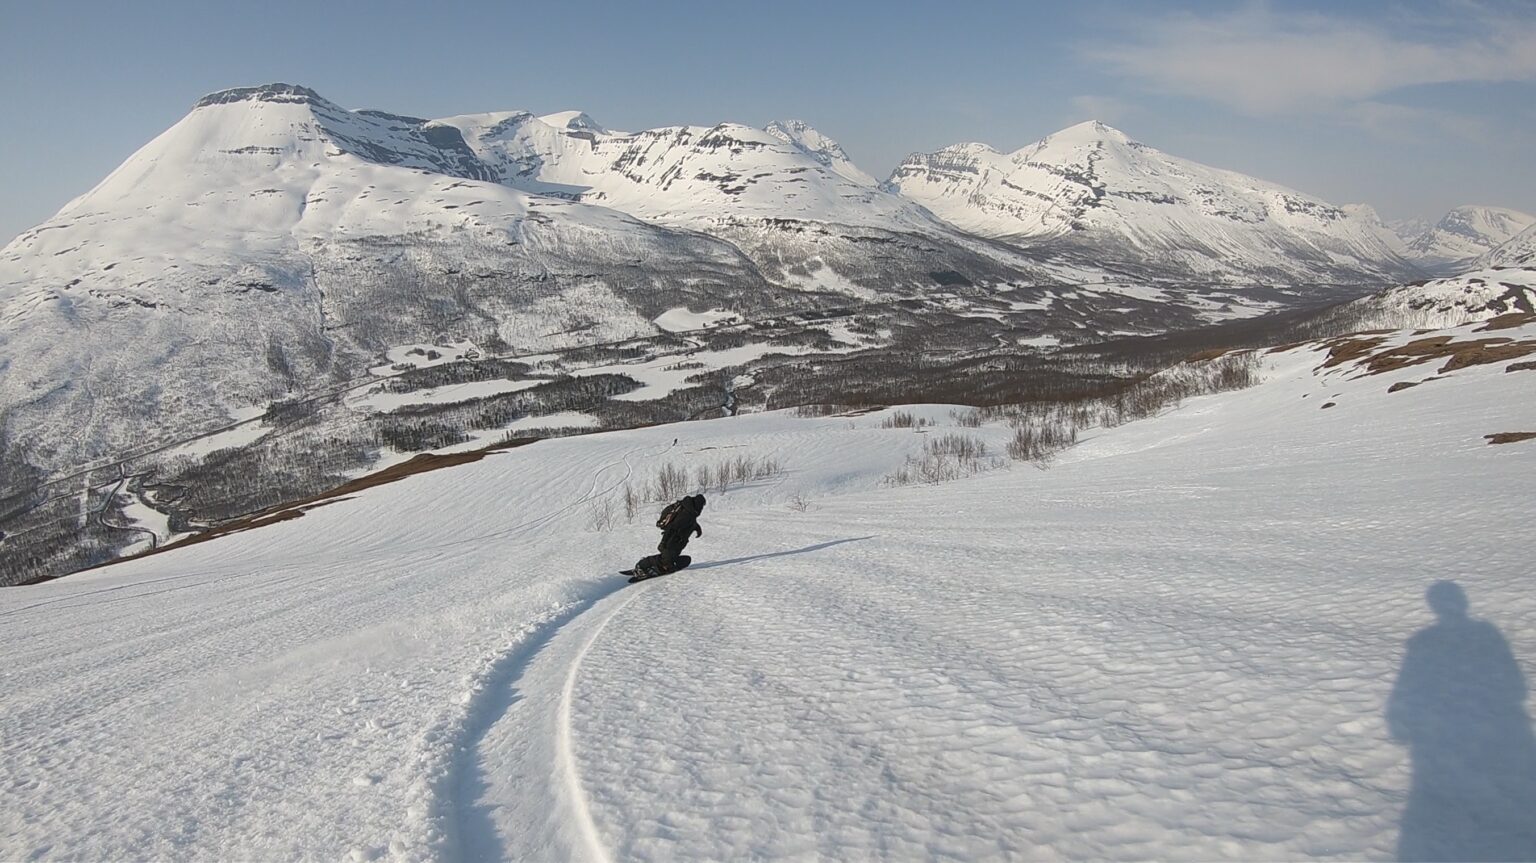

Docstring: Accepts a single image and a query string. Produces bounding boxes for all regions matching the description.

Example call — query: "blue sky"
[2,0,1534,242]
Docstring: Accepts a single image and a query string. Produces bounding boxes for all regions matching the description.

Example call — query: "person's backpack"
[656,499,687,530]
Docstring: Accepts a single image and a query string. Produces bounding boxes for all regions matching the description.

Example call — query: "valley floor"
[2,339,1534,861]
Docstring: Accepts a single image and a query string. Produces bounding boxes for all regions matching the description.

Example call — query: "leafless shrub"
[586,495,616,532]
[928,433,986,460]
[1006,419,1078,463]
[791,403,871,418]
[950,408,983,427]
[623,482,641,523]
[643,454,783,500]
[991,351,1260,463]
[787,494,812,512]
[881,410,930,429]
[883,433,1002,487]
[651,462,690,502]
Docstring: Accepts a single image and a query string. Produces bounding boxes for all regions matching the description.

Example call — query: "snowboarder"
[625,494,706,581]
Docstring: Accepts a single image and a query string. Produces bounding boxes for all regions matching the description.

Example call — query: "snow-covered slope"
[1406,206,1535,273]
[1480,221,1536,268]
[3,314,1533,860]
[886,121,1418,284]
[1336,267,1536,330]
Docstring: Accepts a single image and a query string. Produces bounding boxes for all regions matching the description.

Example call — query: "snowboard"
[623,554,691,583]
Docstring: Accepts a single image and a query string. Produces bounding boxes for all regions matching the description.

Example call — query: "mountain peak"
[886,122,1414,282]
[538,110,604,132]
[1408,204,1536,270]
[764,119,876,185]
[1047,120,1134,147]
[193,83,332,110]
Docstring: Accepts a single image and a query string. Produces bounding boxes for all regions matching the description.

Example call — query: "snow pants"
[657,530,691,572]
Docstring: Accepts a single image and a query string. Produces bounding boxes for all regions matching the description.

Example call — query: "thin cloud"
[1086,4,1536,115]
[1346,100,1490,141]
[1067,94,1136,125]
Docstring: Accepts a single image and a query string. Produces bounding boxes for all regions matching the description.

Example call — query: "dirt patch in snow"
[1329,334,1536,377]
[1321,336,1388,368]
[1478,312,1536,332]
[1485,432,1536,445]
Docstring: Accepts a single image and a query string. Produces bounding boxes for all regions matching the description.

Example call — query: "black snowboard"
[623,554,691,583]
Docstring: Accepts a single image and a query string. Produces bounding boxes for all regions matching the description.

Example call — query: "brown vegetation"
[1485,432,1536,445]
[1477,313,1536,332]
[1326,334,1536,377]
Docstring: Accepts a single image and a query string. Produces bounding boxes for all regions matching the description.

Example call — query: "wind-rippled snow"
[2,328,1533,861]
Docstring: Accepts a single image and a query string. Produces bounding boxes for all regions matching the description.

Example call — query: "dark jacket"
[661,494,706,541]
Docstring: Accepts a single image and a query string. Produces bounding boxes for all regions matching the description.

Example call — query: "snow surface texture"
[886,122,1417,284]
[3,316,1534,861]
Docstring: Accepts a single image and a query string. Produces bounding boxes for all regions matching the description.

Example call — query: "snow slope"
[4,312,1534,860]
[886,121,1416,284]
[1481,221,1536,268]
[1337,267,1536,330]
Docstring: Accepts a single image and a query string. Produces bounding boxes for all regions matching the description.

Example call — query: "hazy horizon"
[3,0,1534,244]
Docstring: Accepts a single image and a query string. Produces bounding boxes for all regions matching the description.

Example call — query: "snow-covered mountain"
[885,121,1418,284]
[1387,217,1433,246]
[0,84,812,478]
[1479,222,1536,268]
[2,85,1080,485]
[430,110,914,229]
[11,85,1404,491]
[424,109,1054,292]
[1404,206,1535,274]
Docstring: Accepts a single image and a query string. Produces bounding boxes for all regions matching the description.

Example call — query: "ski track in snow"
[449,583,637,863]
[555,589,636,863]
[3,328,1535,861]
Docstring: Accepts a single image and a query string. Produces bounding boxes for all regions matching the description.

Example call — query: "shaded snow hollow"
[2,319,1534,861]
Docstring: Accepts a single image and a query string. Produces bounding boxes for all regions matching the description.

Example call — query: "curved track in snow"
[454,580,652,862]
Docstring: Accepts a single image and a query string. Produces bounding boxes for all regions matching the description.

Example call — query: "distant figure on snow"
[628,494,705,581]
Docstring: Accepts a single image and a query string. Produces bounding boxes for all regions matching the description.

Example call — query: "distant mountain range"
[886,121,1418,284]
[1399,206,1535,274]
[5,82,1534,585]
[0,82,1526,498]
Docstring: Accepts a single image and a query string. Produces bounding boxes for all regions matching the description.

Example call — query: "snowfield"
[3,321,1534,861]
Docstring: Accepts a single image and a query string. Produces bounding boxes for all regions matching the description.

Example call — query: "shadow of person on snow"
[1386,580,1536,862]
[689,536,876,571]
